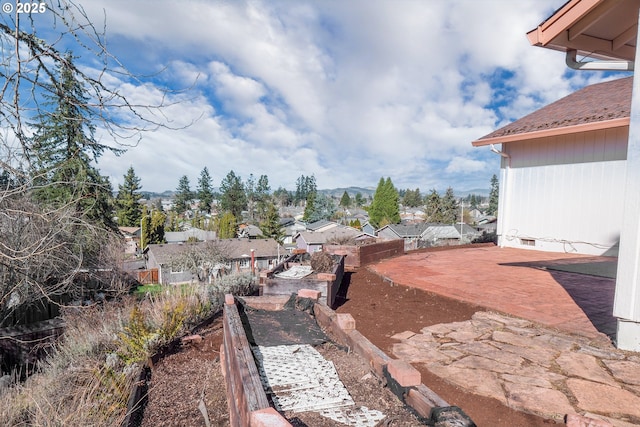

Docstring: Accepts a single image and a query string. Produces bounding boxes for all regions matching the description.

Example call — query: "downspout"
[566,49,634,71]
[490,144,511,248]
[490,144,510,162]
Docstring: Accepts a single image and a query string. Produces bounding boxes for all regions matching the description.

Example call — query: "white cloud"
[208,62,267,115]
[445,157,488,174]
[70,0,615,193]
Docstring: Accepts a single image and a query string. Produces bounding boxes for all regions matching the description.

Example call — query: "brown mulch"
[140,316,229,427]
[141,266,562,427]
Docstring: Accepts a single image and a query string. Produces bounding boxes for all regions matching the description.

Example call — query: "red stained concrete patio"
[368,245,617,340]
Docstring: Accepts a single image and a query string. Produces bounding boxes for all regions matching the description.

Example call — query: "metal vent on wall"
[520,238,536,247]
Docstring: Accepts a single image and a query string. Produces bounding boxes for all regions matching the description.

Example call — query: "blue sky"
[24,0,616,193]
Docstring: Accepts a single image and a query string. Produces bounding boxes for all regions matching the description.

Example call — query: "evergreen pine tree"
[440,187,459,224]
[402,188,422,207]
[116,166,143,227]
[487,174,499,216]
[383,177,401,224]
[260,201,284,244]
[219,170,247,219]
[369,177,400,228]
[340,191,351,208]
[245,173,257,221]
[307,193,337,222]
[255,175,271,223]
[302,191,316,221]
[30,53,120,231]
[425,189,442,222]
[294,174,317,206]
[197,167,214,213]
[294,175,305,205]
[174,175,193,214]
[368,178,386,228]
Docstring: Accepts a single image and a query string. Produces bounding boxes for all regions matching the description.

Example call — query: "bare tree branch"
[0,1,195,324]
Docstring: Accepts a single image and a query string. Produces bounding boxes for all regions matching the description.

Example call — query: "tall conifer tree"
[260,200,284,244]
[219,170,246,219]
[425,189,442,222]
[174,175,193,214]
[440,187,459,224]
[369,177,400,228]
[255,174,271,223]
[30,53,119,230]
[487,174,499,216]
[116,166,143,227]
[197,167,214,213]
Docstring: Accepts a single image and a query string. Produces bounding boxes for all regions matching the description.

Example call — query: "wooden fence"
[135,268,158,284]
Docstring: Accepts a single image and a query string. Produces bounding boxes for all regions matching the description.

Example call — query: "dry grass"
[0,273,257,426]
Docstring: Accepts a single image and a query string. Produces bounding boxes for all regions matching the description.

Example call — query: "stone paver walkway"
[391,311,640,426]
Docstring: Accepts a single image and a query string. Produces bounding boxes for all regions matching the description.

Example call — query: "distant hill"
[141,190,175,199]
[319,187,489,199]
[456,188,490,198]
[143,186,488,200]
[318,186,376,198]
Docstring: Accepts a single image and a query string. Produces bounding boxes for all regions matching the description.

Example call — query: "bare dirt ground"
[335,268,561,427]
[141,267,561,426]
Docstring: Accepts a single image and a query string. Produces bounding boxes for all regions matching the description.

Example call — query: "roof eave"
[528,0,602,47]
[527,0,637,61]
[472,117,629,146]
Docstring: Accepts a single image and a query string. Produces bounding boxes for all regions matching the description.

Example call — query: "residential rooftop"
[473,76,632,146]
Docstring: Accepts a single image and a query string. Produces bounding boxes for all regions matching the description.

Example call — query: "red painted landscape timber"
[325,239,404,271]
[313,300,451,420]
[222,290,455,424]
[260,255,345,308]
[221,297,291,427]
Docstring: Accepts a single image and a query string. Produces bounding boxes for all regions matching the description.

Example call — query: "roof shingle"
[475,76,632,143]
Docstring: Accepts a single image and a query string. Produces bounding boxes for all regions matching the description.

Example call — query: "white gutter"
[566,49,634,71]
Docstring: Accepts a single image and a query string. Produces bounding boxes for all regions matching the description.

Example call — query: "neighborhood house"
[145,238,283,285]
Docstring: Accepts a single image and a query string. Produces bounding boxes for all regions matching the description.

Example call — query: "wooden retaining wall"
[324,239,404,271]
[221,295,291,427]
[260,255,345,308]
[222,290,466,425]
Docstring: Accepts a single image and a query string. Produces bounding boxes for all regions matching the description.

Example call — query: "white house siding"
[497,127,628,255]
